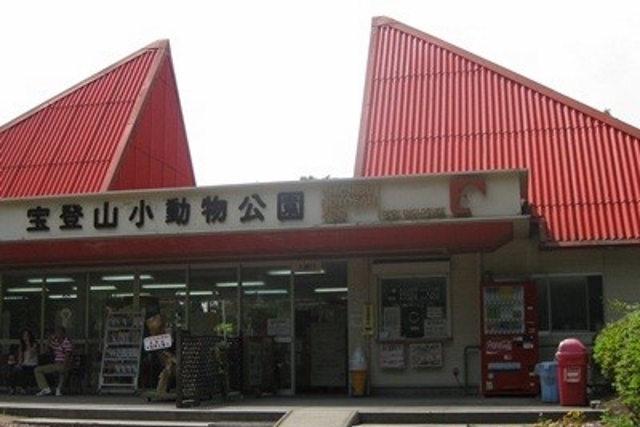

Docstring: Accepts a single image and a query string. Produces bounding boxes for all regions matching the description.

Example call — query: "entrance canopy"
[0,170,529,267]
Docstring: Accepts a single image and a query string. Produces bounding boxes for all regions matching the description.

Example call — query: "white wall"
[352,239,640,392]
[486,241,640,325]
[601,247,640,321]
[349,255,483,391]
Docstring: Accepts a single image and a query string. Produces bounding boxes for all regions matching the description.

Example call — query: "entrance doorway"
[241,265,293,395]
[293,261,348,394]
[239,261,348,395]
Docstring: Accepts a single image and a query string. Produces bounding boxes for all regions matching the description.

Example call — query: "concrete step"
[0,395,605,427]
[16,419,275,427]
[3,405,284,425]
[14,419,211,427]
[274,408,357,427]
[355,410,600,425]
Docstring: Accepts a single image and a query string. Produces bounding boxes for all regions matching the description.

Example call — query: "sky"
[1,1,639,186]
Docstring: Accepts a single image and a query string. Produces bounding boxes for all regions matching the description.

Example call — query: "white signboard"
[0,171,526,242]
[143,333,173,351]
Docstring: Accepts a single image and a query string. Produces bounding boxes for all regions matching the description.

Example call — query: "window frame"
[535,274,603,334]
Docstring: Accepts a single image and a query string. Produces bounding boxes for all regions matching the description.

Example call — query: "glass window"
[536,275,603,332]
[88,270,138,343]
[188,267,239,336]
[536,280,549,331]
[242,266,291,337]
[1,273,43,345]
[138,268,188,331]
[43,273,86,342]
[587,276,604,331]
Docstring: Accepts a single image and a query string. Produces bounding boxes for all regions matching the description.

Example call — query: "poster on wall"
[379,344,405,369]
[409,342,443,369]
[379,276,450,340]
[381,306,401,339]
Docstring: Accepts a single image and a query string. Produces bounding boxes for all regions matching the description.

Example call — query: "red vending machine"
[480,281,538,396]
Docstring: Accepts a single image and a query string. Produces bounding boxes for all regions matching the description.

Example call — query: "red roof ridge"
[370,16,640,140]
[101,40,171,191]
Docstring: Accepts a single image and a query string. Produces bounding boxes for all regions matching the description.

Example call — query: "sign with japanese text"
[0,170,526,242]
[143,333,173,351]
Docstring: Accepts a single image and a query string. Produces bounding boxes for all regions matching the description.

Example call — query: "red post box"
[555,338,588,406]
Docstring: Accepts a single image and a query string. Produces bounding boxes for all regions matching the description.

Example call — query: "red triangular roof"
[355,17,640,248]
[0,39,195,198]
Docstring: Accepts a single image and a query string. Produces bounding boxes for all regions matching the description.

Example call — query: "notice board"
[379,276,450,340]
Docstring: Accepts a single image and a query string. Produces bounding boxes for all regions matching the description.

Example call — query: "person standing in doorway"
[8,329,39,394]
[34,326,73,396]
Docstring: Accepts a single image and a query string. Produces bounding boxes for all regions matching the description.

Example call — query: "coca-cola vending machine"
[480,280,538,396]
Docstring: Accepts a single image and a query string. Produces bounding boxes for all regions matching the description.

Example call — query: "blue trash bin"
[535,361,559,403]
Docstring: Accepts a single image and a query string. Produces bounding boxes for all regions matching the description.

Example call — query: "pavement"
[0,392,605,427]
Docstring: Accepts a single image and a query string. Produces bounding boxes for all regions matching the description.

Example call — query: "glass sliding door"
[241,265,293,395]
[293,261,348,393]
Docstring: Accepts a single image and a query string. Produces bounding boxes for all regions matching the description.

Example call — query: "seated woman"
[8,329,39,394]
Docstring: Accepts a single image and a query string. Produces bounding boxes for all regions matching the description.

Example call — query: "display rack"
[99,311,145,394]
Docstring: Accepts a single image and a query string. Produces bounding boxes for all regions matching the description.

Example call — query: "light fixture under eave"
[244,289,288,295]
[216,281,264,288]
[267,269,292,276]
[90,285,117,291]
[6,287,42,293]
[101,274,153,282]
[142,283,186,290]
[314,287,348,294]
[111,293,134,298]
[111,292,151,298]
[27,277,74,284]
[176,291,214,296]
[268,269,325,276]
[48,294,77,300]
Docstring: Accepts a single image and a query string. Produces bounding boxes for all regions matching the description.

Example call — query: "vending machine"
[480,280,538,396]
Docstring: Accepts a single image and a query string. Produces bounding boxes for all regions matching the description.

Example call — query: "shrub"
[592,302,640,422]
[535,410,586,427]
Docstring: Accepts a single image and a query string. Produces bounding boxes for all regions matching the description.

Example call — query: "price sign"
[143,333,172,351]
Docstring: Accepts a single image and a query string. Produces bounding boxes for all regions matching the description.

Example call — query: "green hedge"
[592,302,640,422]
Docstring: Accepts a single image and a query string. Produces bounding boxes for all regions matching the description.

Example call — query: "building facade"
[1,18,639,396]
